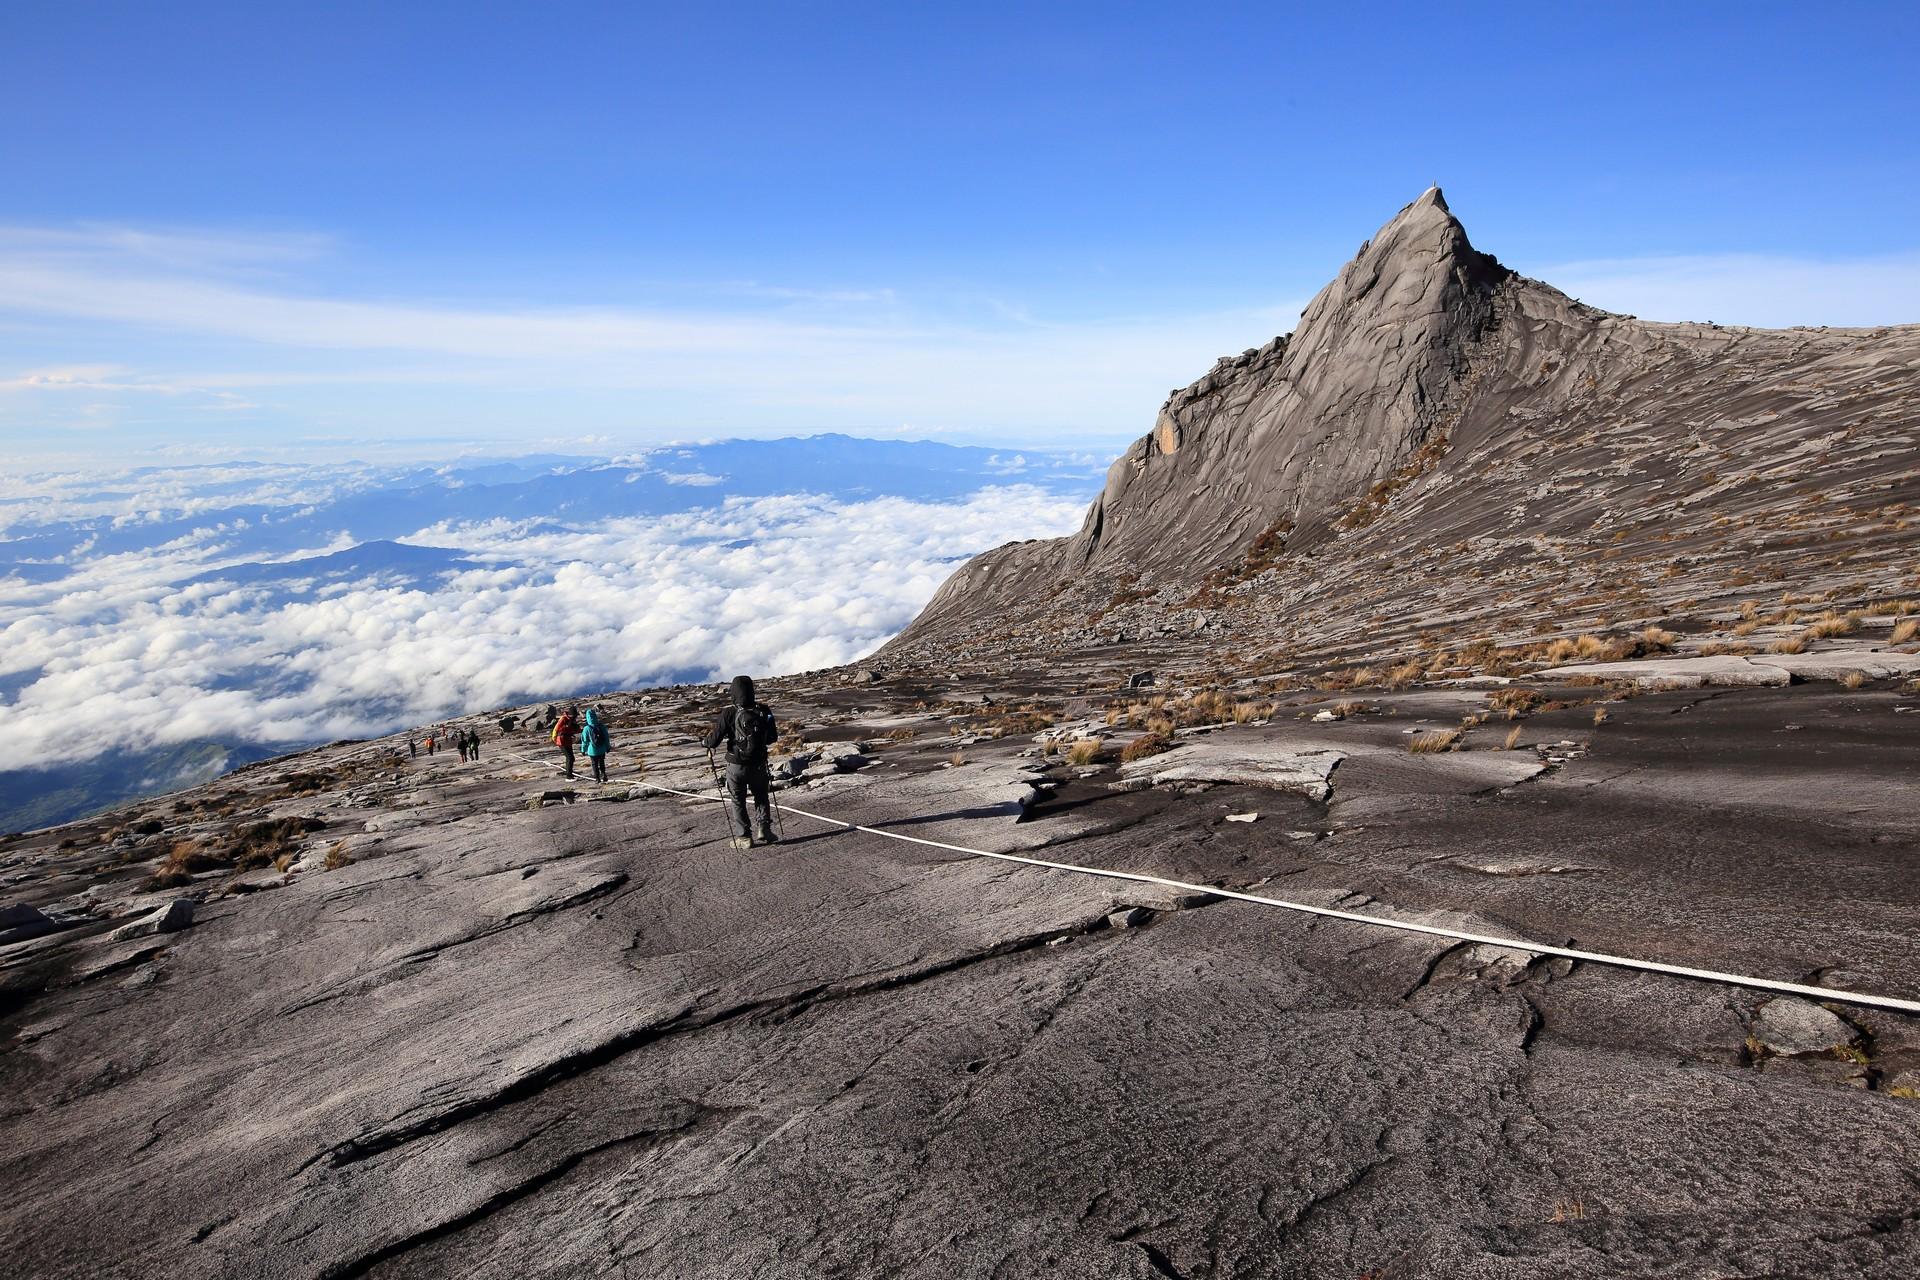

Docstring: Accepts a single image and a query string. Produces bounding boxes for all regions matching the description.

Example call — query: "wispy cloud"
[1539,251,1920,328]
[0,222,1302,448]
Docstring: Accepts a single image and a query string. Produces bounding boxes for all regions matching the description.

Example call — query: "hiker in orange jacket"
[553,705,581,779]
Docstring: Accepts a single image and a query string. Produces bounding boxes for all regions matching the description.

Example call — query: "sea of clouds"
[0,448,1094,775]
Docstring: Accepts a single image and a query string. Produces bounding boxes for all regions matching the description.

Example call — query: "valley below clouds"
[0,437,1100,828]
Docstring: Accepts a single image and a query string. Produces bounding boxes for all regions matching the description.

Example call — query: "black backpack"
[730,705,773,761]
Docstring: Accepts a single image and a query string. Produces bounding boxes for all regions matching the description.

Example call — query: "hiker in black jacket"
[704,675,778,848]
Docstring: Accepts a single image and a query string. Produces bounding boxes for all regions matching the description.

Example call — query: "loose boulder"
[0,902,61,946]
[1750,996,1857,1057]
[105,899,195,943]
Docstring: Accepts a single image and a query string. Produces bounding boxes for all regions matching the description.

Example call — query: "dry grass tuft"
[1065,739,1102,766]
[145,839,218,889]
[1767,635,1809,654]
[1120,732,1175,763]
[1503,725,1524,751]
[948,750,967,767]
[1892,619,1920,645]
[1732,619,1761,637]
[1592,705,1610,725]
[1408,729,1462,754]
[1489,688,1543,719]
[323,840,354,871]
[1840,670,1867,690]
[1385,660,1427,690]
[1805,610,1857,639]
[1637,626,1678,652]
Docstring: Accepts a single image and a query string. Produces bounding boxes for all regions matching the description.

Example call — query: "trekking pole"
[706,747,737,846]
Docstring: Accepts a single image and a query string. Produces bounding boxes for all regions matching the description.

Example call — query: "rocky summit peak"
[889,191,1920,673]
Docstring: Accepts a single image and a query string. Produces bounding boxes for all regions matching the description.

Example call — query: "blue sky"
[2,1,1917,463]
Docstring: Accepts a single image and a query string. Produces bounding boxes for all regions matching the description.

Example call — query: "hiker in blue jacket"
[704,676,778,847]
[580,706,612,783]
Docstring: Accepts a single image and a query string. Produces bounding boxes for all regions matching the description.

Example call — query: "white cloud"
[0,473,1088,771]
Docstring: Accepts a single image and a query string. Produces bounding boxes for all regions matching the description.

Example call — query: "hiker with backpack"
[704,675,779,848]
[580,707,611,783]
[466,729,481,761]
[553,705,581,779]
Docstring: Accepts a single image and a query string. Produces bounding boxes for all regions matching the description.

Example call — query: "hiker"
[704,675,778,848]
[408,737,417,759]
[455,730,467,762]
[580,707,611,783]
[425,733,436,756]
[467,729,481,761]
[553,705,581,779]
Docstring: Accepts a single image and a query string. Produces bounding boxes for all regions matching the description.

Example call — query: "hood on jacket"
[730,675,756,707]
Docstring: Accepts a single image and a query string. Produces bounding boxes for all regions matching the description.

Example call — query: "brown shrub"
[228,816,327,870]
[1120,733,1175,763]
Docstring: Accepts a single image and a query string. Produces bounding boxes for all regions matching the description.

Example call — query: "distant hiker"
[704,675,779,848]
[553,705,581,779]
[580,707,611,783]
[425,733,436,756]
[408,737,417,759]
[467,729,482,761]
[455,730,468,762]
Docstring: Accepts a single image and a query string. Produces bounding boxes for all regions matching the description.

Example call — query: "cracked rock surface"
[4,674,1920,1278]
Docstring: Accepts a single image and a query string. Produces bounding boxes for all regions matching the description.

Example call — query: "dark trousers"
[590,755,607,782]
[561,744,575,778]
[471,740,481,760]
[724,761,771,837]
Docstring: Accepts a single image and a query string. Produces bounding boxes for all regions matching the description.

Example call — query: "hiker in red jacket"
[553,706,581,779]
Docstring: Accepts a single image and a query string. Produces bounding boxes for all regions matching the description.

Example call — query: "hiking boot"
[727,836,753,851]
[755,820,779,846]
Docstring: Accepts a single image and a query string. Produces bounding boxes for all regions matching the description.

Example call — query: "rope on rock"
[491,748,1920,1016]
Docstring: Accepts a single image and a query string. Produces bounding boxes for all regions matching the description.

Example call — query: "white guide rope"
[488,747,1920,1016]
